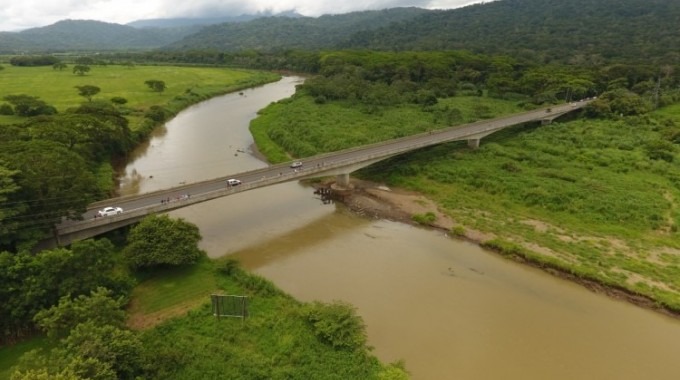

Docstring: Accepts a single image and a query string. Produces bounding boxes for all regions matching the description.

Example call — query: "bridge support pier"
[336,173,351,189]
[467,138,480,149]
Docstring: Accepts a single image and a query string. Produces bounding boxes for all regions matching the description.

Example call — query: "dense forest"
[165,0,680,63]
[164,8,430,51]
[343,0,680,64]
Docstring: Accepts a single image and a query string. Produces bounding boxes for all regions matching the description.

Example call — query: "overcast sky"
[1,0,486,32]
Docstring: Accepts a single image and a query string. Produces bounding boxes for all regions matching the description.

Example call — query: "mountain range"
[1,0,678,63]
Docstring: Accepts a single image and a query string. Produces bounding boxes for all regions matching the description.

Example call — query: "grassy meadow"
[252,94,680,311]
[0,64,279,130]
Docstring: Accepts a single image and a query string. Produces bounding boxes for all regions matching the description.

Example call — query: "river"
[119,76,680,379]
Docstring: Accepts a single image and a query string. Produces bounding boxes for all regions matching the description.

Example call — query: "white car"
[290,161,303,168]
[97,206,123,217]
[226,178,242,186]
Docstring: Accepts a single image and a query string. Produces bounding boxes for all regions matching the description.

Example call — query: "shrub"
[0,103,14,115]
[302,301,367,350]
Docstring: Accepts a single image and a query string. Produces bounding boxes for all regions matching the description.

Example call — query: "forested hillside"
[164,8,430,51]
[0,20,201,53]
[343,0,680,63]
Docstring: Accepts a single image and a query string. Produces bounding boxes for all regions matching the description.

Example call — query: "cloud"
[0,0,483,32]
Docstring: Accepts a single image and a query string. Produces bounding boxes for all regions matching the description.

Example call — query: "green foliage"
[144,105,169,123]
[52,62,68,71]
[109,96,127,105]
[123,214,205,269]
[74,85,100,102]
[134,262,387,379]
[9,56,60,67]
[72,65,90,76]
[63,322,143,379]
[0,239,133,345]
[344,0,680,64]
[0,140,100,245]
[3,95,56,117]
[0,103,14,115]
[164,8,430,52]
[11,323,142,380]
[34,288,127,340]
[301,301,368,350]
[144,79,166,93]
[0,65,274,247]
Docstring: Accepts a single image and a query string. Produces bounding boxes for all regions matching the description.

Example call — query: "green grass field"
[0,64,279,130]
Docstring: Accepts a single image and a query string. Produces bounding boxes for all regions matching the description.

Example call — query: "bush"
[302,301,367,350]
[0,103,14,115]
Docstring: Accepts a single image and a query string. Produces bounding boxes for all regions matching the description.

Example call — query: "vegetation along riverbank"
[250,51,680,317]
[1,65,408,378]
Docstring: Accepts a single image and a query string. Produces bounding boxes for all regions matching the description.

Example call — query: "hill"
[342,0,680,63]
[126,11,302,28]
[0,20,199,53]
[163,7,431,51]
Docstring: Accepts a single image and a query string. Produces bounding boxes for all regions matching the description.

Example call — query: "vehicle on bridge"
[226,178,242,186]
[290,161,303,168]
[97,206,123,217]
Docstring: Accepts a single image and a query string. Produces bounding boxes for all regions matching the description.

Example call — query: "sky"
[0,0,486,32]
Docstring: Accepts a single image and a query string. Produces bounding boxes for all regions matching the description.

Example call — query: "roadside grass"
[0,65,279,131]
[252,93,680,311]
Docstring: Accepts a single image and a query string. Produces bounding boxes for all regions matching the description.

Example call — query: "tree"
[0,141,99,245]
[3,94,57,117]
[124,214,205,269]
[0,164,23,248]
[72,65,90,76]
[63,322,144,379]
[144,79,166,93]
[74,85,100,102]
[53,62,68,71]
[110,97,127,105]
[34,287,127,340]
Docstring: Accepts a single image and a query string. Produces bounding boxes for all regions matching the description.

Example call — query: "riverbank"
[334,178,680,319]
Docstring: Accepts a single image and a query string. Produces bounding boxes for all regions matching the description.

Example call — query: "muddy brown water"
[119,76,680,379]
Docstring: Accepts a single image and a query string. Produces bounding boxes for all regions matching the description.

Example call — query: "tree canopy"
[123,214,205,269]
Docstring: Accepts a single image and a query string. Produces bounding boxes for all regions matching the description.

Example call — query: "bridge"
[49,100,590,247]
